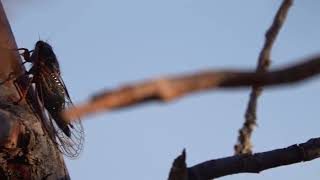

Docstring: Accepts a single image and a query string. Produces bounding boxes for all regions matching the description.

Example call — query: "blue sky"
[3,1,320,179]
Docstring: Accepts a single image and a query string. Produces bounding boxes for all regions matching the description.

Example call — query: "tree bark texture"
[0,2,69,180]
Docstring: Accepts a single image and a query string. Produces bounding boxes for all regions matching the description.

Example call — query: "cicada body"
[18,41,84,158]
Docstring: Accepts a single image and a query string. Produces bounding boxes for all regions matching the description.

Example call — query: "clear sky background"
[2,1,320,179]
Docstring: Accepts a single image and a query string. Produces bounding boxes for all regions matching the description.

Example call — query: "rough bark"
[0,2,69,180]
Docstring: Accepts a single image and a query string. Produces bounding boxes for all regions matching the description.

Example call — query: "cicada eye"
[36,40,52,50]
[36,40,44,47]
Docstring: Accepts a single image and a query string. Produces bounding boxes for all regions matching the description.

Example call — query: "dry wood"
[169,138,320,180]
[234,0,293,155]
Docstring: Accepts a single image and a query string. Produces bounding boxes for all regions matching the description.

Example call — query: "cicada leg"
[13,75,34,104]
[16,48,34,62]
[0,71,33,105]
[8,47,34,104]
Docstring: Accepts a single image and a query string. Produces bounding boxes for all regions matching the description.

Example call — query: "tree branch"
[234,0,293,155]
[64,55,320,121]
[169,138,320,180]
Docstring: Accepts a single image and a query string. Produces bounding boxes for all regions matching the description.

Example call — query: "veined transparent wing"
[37,68,85,159]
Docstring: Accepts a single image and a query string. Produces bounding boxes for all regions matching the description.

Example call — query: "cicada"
[17,41,84,158]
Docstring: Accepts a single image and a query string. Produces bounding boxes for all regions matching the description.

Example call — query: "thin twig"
[64,55,320,121]
[169,137,320,180]
[234,0,293,155]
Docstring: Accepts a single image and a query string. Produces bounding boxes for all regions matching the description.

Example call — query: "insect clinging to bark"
[17,41,84,158]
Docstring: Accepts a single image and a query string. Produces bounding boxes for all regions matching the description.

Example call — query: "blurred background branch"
[64,54,320,121]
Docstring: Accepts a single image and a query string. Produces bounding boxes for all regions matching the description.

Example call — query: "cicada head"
[32,41,60,73]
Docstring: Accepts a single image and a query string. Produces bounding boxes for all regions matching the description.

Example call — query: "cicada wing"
[32,75,60,145]
[54,72,85,158]
[37,69,85,158]
[55,101,85,158]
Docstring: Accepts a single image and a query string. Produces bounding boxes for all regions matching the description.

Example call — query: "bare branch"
[64,55,320,121]
[235,0,293,155]
[169,138,320,180]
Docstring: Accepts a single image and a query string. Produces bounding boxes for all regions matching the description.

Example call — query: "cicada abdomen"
[19,41,84,158]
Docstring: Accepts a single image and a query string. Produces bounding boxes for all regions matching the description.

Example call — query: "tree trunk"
[0,3,70,180]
